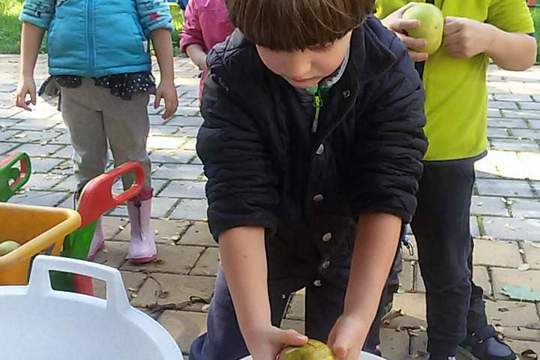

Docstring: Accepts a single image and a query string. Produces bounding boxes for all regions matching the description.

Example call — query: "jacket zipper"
[87,0,95,74]
[311,87,323,133]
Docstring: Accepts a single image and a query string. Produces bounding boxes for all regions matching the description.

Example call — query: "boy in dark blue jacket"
[190,0,428,359]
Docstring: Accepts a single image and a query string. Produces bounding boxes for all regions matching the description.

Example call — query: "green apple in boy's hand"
[0,240,21,256]
[278,339,335,360]
[402,3,444,55]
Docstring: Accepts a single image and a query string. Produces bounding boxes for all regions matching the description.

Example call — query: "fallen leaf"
[518,263,531,271]
[501,285,540,302]
[504,224,515,231]
[521,349,538,360]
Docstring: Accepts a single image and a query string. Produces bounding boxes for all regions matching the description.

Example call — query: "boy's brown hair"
[226,0,374,50]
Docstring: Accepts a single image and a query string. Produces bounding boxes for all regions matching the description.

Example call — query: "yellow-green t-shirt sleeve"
[374,0,409,19]
[487,0,535,34]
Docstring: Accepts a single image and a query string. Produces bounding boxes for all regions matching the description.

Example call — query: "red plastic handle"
[77,162,145,226]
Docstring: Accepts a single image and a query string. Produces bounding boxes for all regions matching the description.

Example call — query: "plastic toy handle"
[0,152,31,192]
[108,162,145,204]
[77,162,145,226]
[28,255,130,313]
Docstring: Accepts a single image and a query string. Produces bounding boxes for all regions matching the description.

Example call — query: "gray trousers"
[60,78,152,192]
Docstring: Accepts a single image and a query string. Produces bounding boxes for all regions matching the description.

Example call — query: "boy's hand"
[327,314,370,360]
[381,4,429,62]
[154,81,178,119]
[15,77,37,111]
[444,17,495,59]
[245,325,307,360]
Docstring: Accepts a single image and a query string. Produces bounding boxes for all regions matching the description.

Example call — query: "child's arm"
[186,44,208,71]
[180,0,207,70]
[328,214,401,359]
[329,31,427,359]
[444,17,537,71]
[219,227,307,360]
[150,28,178,119]
[16,22,45,110]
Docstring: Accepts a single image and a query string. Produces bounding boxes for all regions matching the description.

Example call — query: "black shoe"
[459,325,517,360]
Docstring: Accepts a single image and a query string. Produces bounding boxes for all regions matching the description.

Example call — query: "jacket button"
[316,144,325,155]
[313,279,323,287]
[313,194,324,202]
[321,260,331,270]
[322,233,332,242]
[343,90,351,98]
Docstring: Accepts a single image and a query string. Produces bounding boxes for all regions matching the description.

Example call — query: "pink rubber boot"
[87,218,105,261]
[74,192,105,261]
[126,187,157,264]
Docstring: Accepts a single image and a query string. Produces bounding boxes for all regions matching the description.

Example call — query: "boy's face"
[256,31,353,89]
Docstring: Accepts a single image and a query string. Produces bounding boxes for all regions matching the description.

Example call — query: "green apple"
[0,240,20,256]
[278,339,335,360]
[402,3,444,55]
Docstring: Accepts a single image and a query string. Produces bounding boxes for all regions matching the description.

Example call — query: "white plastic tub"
[0,255,183,360]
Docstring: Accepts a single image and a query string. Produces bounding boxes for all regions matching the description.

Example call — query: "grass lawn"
[0,0,23,54]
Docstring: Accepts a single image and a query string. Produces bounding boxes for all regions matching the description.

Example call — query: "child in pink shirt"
[180,0,234,98]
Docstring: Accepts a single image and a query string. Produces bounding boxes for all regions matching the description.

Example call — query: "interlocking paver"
[489,101,519,109]
[115,218,189,244]
[476,179,534,198]
[150,148,196,164]
[167,116,203,127]
[485,300,540,327]
[121,244,205,274]
[170,199,207,221]
[519,101,540,110]
[27,172,66,190]
[487,127,511,138]
[159,180,206,199]
[153,164,204,181]
[512,128,540,140]
[498,327,540,342]
[483,217,540,241]
[473,239,523,268]
[179,222,217,247]
[0,141,20,155]
[415,265,492,296]
[10,190,68,207]
[510,198,540,219]
[131,273,214,309]
[190,248,219,276]
[471,196,510,217]
[490,139,539,152]
[502,109,540,119]
[159,311,207,355]
[522,241,540,270]
[491,268,540,300]
[494,94,533,102]
[488,118,529,128]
